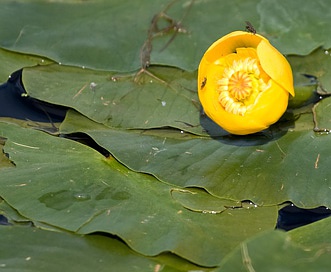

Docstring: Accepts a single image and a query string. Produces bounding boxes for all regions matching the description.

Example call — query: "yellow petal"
[203,31,267,64]
[199,79,289,135]
[257,40,295,97]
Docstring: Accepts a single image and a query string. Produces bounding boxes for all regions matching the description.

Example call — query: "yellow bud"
[198,31,294,135]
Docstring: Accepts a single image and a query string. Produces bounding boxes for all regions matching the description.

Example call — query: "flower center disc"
[228,71,252,100]
[217,57,269,116]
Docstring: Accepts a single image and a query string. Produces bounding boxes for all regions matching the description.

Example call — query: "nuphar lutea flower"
[198,31,295,135]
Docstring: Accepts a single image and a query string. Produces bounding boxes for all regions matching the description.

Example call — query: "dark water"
[0,70,67,122]
[276,204,331,231]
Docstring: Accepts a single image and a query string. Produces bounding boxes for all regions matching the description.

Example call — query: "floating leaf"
[1,0,330,72]
[0,0,158,71]
[288,48,331,92]
[0,121,277,267]
[289,214,331,246]
[0,48,52,82]
[22,63,224,135]
[0,198,31,224]
[258,0,331,55]
[218,217,331,271]
[0,226,208,272]
[0,0,259,71]
[20,49,331,136]
[312,97,331,132]
[171,188,241,214]
[0,136,13,169]
[1,0,331,269]
[60,110,331,208]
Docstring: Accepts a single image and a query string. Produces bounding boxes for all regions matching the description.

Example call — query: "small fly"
[201,77,207,89]
[245,21,256,34]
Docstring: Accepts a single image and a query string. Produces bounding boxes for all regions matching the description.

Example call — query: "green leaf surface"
[0,121,277,267]
[0,198,31,224]
[171,188,241,214]
[2,0,331,269]
[22,63,225,135]
[0,48,52,82]
[0,0,250,71]
[218,217,331,271]
[289,214,331,247]
[60,109,331,208]
[288,48,331,92]
[1,0,331,72]
[0,226,207,272]
[258,0,331,55]
[313,97,331,132]
[0,0,159,72]
[20,48,331,136]
[0,137,14,169]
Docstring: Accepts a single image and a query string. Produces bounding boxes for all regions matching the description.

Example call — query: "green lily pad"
[289,214,331,246]
[258,0,331,55]
[0,48,52,82]
[218,217,331,271]
[0,226,208,272]
[21,60,319,136]
[0,0,160,72]
[19,48,331,136]
[60,109,331,208]
[0,0,253,71]
[0,137,14,169]
[2,0,331,269]
[22,63,225,135]
[1,0,330,72]
[0,121,277,267]
[171,188,241,214]
[312,98,331,132]
[288,48,331,92]
[0,198,31,224]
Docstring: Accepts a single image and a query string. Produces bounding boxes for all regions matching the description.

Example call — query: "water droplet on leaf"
[73,193,91,201]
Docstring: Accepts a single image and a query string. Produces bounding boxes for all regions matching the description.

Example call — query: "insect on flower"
[245,21,256,34]
[200,77,207,90]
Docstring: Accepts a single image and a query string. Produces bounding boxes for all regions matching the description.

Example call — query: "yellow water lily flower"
[198,31,294,135]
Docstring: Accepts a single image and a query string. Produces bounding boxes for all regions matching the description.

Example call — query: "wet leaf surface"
[0,226,209,272]
[0,121,277,267]
[60,110,331,208]
[0,48,52,83]
[219,217,331,271]
[313,97,331,132]
[288,48,331,92]
[1,0,331,270]
[1,0,331,72]
[22,64,226,135]
[258,0,331,55]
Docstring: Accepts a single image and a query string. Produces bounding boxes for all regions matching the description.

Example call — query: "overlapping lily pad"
[0,121,278,267]
[288,48,331,92]
[19,48,331,137]
[1,0,331,270]
[59,109,331,208]
[219,216,331,271]
[313,97,331,131]
[258,0,331,55]
[0,226,209,272]
[21,63,226,135]
[0,48,52,83]
[1,0,331,72]
[0,136,13,169]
